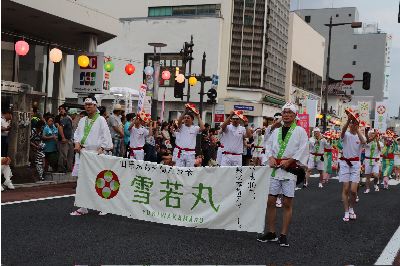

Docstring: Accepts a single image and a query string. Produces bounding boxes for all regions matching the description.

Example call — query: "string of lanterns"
[11,35,196,83]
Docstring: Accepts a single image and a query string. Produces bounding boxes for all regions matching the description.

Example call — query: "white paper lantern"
[50,48,62,63]
[144,66,154,76]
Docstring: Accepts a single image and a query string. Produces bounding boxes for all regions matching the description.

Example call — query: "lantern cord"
[2,30,144,64]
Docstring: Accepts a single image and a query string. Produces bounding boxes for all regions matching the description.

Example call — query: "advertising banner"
[297,114,310,137]
[73,52,104,94]
[75,152,271,233]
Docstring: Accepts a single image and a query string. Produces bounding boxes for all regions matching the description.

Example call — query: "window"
[148,7,172,17]
[148,5,220,17]
[305,16,311,23]
[349,13,352,17]
[352,61,356,65]
[245,0,254,8]
[353,45,357,49]
[244,15,253,25]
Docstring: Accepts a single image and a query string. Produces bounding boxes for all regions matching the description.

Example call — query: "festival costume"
[72,114,113,177]
[381,141,398,178]
[307,137,328,171]
[252,131,264,158]
[173,124,200,167]
[266,122,309,198]
[129,126,149,161]
[338,131,364,183]
[220,124,246,166]
[363,140,381,175]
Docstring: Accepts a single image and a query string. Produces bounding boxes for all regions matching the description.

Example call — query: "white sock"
[349,208,354,214]
[345,211,349,217]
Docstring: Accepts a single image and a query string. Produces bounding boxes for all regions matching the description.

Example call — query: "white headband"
[282,102,297,114]
[313,128,321,132]
[84,98,97,105]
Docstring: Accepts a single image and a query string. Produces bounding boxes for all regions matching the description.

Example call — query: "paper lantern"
[327,115,332,120]
[189,76,197,86]
[144,66,154,76]
[104,61,115,72]
[175,74,185,84]
[161,70,171,80]
[125,64,135,75]
[15,40,29,56]
[318,114,323,119]
[49,48,62,63]
[78,55,90,67]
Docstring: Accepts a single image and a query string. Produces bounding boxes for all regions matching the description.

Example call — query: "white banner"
[75,152,270,233]
[375,102,388,132]
[137,84,147,113]
[306,99,318,128]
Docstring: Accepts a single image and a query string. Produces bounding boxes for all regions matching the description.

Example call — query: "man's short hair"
[184,112,194,120]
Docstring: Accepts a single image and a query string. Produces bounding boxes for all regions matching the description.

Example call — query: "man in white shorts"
[173,104,205,167]
[257,103,309,247]
[128,111,153,160]
[220,110,252,166]
[339,109,366,222]
[363,130,381,193]
[307,128,329,188]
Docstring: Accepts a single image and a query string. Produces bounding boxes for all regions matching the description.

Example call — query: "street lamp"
[322,17,362,132]
[148,42,167,121]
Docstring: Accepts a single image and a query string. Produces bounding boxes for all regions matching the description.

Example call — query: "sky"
[290,0,400,117]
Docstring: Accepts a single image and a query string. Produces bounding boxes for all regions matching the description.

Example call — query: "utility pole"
[198,52,212,118]
[186,35,194,103]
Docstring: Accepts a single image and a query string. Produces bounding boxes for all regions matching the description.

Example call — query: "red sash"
[176,145,195,158]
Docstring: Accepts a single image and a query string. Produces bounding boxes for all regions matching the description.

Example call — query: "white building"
[285,12,325,116]
[295,7,390,123]
[61,0,291,126]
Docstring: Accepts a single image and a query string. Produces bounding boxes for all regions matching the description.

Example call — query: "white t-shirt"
[1,117,10,136]
[175,125,200,149]
[130,126,149,148]
[309,137,328,154]
[222,124,246,154]
[342,131,364,158]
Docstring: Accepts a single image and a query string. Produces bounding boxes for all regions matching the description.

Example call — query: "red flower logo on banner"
[95,170,120,199]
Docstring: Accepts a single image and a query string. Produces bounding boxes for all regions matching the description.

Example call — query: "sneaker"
[278,234,289,247]
[3,180,15,190]
[276,198,282,208]
[364,189,370,194]
[295,186,302,191]
[98,211,108,216]
[303,183,308,188]
[257,232,278,243]
[355,195,359,202]
[70,207,88,216]
[374,185,380,192]
[318,183,323,188]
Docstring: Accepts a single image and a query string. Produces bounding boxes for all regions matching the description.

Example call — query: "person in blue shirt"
[43,116,58,171]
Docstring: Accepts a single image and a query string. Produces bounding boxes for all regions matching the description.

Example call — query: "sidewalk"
[1,182,76,203]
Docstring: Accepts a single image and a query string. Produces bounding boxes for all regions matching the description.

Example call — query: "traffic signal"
[206,88,217,103]
[174,80,185,98]
[182,41,194,63]
[362,72,371,90]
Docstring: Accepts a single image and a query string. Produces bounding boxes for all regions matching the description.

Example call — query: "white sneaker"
[364,189,370,194]
[318,183,323,188]
[98,211,108,216]
[276,198,282,208]
[295,187,302,191]
[355,196,360,202]
[3,180,15,190]
[374,185,380,192]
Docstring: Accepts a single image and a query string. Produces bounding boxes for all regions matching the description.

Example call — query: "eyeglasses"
[282,111,294,115]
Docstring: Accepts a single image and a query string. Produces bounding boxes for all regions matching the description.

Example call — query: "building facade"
[295,7,389,121]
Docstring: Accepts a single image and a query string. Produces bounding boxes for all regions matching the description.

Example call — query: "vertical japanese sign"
[75,151,270,233]
[306,99,318,127]
[72,52,104,94]
[297,114,310,137]
[358,101,370,123]
[375,102,388,132]
[137,84,147,113]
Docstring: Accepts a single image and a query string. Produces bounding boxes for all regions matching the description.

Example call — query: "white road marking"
[1,194,75,205]
[375,225,400,265]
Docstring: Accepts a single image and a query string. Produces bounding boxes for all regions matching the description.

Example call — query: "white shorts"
[364,163,380,175]
[173,149,195,167]
[220,153,242,166]
[129,149,144,161]
[339,160,361,183]
[216,147,224,165]
[308,156,324,171]
[269,178,296,198]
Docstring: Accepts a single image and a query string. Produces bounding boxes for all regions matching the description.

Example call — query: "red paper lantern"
[15,40,29,56]
[125,64,135,75]
[161,70,171,80]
